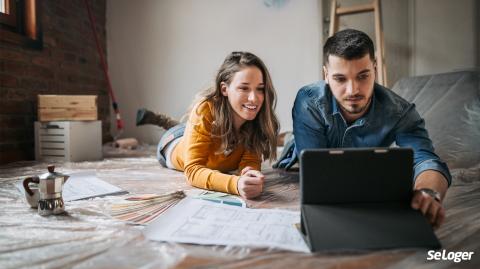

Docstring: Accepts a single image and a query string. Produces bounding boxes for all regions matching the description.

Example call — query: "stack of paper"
[144,198,310,252]
[110,191,185,225]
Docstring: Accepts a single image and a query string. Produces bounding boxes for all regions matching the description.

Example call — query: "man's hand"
[411,190,445,229]
[237,169,265,199]
[412,170,449,229]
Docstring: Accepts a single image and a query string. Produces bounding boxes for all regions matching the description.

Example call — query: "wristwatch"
[418,188,442,202]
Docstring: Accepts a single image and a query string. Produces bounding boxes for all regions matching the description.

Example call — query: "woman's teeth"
[243,104,257,110]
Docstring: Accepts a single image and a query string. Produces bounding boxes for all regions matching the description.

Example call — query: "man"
[275,29,451,229]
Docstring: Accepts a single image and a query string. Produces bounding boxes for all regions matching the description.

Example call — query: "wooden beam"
[373,0,386,86]
[336,3,374,16]
[328,0,338,37]
[25,0,37,40]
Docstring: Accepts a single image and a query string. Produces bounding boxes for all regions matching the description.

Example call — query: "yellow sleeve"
[238,150,262,174]
[182,102,240,195]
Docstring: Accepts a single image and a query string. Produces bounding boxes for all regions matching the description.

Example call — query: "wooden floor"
[0,145,479,268]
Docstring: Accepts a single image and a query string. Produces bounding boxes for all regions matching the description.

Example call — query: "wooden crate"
[34,121,103,162]
[38,95,98,122]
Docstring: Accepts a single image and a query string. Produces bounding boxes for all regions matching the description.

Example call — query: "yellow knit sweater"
[170,101,261,195]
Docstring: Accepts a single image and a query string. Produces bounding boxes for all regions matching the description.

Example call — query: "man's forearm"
[414,170,449,201]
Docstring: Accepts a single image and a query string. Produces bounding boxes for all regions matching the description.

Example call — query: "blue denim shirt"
[275,81,451,185]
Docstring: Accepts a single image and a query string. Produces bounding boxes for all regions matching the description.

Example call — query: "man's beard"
[340,96,372,114]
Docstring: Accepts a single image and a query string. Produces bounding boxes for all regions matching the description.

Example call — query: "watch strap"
[418,188,441,202]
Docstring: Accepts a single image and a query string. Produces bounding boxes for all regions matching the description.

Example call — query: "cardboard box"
[34,121,102,162]
[38,95,97,121]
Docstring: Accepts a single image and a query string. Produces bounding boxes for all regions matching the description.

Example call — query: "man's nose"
[346,80,359,95]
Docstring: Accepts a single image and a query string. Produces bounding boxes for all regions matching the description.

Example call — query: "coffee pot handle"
[23,176,40,196]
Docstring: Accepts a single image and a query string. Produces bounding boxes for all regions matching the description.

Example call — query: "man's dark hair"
[323,29,375,65]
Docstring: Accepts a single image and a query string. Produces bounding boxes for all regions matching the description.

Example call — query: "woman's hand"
[240,166,254,176]
[237,168,265,199]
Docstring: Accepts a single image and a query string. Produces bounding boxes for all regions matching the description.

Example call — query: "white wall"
[478,0,480,68]
[107,0,321,144]
[477,0,480,68]
[411,0,477,76]
[107,0,478,144]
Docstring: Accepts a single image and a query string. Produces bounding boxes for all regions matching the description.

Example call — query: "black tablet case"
[299,148,441,251]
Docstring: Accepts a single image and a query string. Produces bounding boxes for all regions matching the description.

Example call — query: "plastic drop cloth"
[1,143,479,268]
[0,145,302,269]
[392,70,480,169]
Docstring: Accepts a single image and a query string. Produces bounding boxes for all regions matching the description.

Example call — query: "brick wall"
[0,0,111,164]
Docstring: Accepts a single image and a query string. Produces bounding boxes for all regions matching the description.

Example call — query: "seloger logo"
[427,250,474,263]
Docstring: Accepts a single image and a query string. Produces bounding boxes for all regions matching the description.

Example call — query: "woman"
[137,52,279,199]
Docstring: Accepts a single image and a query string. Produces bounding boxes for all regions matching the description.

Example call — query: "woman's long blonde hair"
[189,51,279,161]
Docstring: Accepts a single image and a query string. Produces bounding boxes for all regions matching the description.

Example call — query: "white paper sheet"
[143,197,310,252]
[62,171,127,201]
[17,171,127,201]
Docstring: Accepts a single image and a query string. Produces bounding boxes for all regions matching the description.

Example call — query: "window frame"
[0,0,42,49]
[0,0,17,28]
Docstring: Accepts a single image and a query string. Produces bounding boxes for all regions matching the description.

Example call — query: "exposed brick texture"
[0,0,111,164]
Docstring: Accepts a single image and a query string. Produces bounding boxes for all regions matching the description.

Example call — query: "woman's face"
[221,66,265,131]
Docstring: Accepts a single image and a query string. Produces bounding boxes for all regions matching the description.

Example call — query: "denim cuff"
[414,159,452,186]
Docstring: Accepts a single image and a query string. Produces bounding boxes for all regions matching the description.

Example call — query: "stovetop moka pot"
[23,165,70,216]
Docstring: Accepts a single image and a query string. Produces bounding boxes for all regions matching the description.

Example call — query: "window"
[0,0,42,49]
[0,0,17,28]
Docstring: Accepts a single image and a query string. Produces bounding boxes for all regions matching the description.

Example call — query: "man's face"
[323,54,376,122]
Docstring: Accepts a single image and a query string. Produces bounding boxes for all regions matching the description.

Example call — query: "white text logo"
[427,250,474,263]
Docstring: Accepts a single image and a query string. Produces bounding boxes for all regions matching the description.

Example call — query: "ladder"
[328,0,387,87]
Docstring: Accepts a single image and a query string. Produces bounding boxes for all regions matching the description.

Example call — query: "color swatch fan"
[110,191,185,225]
